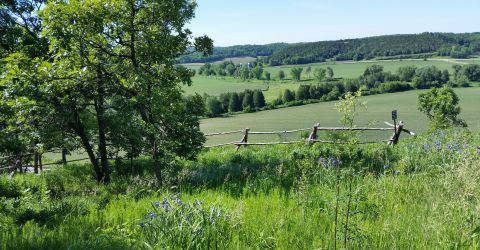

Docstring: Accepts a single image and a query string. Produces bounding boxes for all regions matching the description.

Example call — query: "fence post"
[388,121,404,145]
[236,128,250,151]
[62,148,67,165]
[307,123,320,143]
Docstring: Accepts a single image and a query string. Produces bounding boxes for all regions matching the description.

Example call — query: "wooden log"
[205,130,244,137]
[388,121,404,145]
[308,123,320,143]
[249,128,311,135]
[236,128,250,151]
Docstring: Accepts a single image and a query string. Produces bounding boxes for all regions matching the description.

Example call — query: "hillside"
[177,43,290,63]
[262,32,480,65]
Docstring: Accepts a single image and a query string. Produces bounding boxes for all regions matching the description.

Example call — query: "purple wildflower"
[139,222,145,228]
[153,201,160,207]
[434,141,442,150]
[383,164,390,170]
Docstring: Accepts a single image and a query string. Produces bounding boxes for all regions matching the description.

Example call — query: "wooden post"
[236,128,250,151]
[307,123,320,143]
[388,121,404,145]
[62,148,67,165]
[39,154,43,172]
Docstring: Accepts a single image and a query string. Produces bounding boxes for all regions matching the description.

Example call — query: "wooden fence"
[205,120,415,150]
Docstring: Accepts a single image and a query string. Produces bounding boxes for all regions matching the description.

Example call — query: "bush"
[418,86,467,130]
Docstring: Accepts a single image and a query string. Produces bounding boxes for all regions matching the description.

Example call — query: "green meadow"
[201,87,480,146]
[182,59,479,101]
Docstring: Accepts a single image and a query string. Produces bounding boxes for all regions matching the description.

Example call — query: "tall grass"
[1,129,480,249]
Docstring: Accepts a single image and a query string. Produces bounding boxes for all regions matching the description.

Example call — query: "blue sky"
[188,0,480,46]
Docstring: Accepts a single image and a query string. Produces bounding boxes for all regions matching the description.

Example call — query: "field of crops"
[201,87,480,146]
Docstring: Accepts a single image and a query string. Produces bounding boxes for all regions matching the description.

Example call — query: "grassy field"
[182,59,480,100]
[264,58,474,80]
[2,130,480,249]
[182,76,268,96]
[201,87,480,146]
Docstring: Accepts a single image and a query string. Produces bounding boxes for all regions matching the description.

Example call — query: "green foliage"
[462,64,480,82]
[418,86,467,130]
[262,32,480,65]
[206,97,223,117]
[140,196,231,249]
[290,67,303,81]
[242,91,254,111]
[283,89,295,103]
[296,85,311,100]
[252,90,266,109]
[313,67,326,82]
[326,66,334,79]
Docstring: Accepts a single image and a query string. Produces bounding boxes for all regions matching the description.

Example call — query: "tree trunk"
[34,151,38,174]
[152,139,162,185]
[71,111,103,182]
[39,154,42,171]
[95,70,110,183]
[61,148,67,165]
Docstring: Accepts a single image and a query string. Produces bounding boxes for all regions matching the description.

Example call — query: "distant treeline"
[177,43,289,63]
[262,33,480,65]
[178,32,480,65]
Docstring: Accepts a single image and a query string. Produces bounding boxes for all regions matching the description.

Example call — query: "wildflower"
[446,143,453,151]
[423,144,430,151]
[393,170,400,175]
[383,164,390,170]
[317,157,328,168]
[434,141,442,149]
[463,144,469,149]
[477,147,480,155]
[148,212,157,218]
[153,201,160,207]
[139,222,145,228]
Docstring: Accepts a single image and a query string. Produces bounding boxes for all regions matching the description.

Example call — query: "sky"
[188,0,480,47]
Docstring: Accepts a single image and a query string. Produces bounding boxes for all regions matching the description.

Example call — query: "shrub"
[418,86,467,130]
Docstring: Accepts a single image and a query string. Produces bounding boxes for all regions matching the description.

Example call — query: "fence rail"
[205,120,414,149]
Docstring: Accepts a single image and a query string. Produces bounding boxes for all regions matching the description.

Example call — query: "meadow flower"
[383,164,390,169]
[423,144,430,151]
[393,170,400,175]
[153,201,160,207]
[434,141,442,149]
[139,222,145,228]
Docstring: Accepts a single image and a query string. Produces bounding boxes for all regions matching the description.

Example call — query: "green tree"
[242,91,254,111]
[418,86,467,130]
[278,70,285,80]
[253,90,266,109]
[327,67,334,79]
[397,66,417,82]
[462,64,480,82]
[228,92,242,112]
[264,71,271,81]
[296,85,311,100]
[9,0,214,184]
[305,66,312,79]
[283,89,295,103]
[206,97,223,117]
[290,67,303,81]
[251,65,263,80]
[313,68,326,82]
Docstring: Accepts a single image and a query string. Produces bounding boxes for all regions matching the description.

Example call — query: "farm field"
[201,87,480,146]
[264,58,477,80]
[182,59,480,100]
